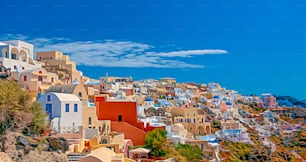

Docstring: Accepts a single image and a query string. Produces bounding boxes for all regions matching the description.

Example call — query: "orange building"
[94,95,164,146]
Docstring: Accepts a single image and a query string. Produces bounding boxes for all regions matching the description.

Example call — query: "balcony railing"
[52,126,81,134]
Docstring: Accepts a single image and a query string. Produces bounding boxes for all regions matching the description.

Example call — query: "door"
[118,115,122,122]
[46,104,52,117]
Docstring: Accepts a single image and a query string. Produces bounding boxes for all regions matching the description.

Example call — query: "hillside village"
[0,40,306,162]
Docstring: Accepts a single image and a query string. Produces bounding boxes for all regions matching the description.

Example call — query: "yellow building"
[20,67,59,93]
[172,107,211,135]
[36,51,82,84]
[159,77,176,85]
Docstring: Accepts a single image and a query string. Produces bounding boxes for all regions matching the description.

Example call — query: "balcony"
[54,126,81,134]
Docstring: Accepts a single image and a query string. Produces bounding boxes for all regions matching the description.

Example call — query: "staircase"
[67,153,87,161]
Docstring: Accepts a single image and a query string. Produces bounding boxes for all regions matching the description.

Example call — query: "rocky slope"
[0,131,68,162]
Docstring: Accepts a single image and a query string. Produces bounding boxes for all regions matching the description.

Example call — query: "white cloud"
[0,34,228,68]
[146,49,228,57]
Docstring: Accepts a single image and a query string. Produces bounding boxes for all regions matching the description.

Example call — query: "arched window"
[88,117,92,125]
[78,92,82,97]
[38,71,43,81]
[20,50,27,62]
[11,47,18,60]
[101,139,108,144]
[2,48,8,58]
[206,126,210,134]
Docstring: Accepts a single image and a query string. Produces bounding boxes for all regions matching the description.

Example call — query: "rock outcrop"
[47,136,69,153]
[0,132,68,162]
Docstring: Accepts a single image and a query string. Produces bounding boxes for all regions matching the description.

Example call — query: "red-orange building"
[94,95,164,146]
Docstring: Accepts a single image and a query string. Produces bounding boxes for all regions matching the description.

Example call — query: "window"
[74,104,78,112]
[78,92,82,97]
[38,76,43,81]
[47,95,51,101]
[101,139,108,144]
[23,75,27,81]
[38,71,43,82]
[65,104,69,112]
[51,77,54,83]
[88,117,92,125]
[11,54,17,60]
[2,48,7,58]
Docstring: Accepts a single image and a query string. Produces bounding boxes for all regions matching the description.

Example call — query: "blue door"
[46,104,52,118]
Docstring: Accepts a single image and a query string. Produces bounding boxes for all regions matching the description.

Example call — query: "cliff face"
[0,132,68,162]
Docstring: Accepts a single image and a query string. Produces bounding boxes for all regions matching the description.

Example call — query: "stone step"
[67,154,87,162]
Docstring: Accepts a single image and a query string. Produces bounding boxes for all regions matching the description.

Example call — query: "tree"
[165,146,187,162]
[27,102,47,134]
[145,128,167,157]
[0,80,47,135]
[176,144,204,162]
[212,120,221,129]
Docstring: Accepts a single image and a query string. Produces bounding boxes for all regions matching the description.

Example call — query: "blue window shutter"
[65,104,69,112]
[74,104,78,112]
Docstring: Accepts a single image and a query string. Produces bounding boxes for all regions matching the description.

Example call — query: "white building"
[38,92,82,134]
[0,40,41,72]
[143,97,154,109]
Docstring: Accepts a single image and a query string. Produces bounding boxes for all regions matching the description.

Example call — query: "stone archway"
[197,126,205,135]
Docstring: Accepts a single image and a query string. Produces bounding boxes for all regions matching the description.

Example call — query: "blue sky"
[1,0,306,99]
